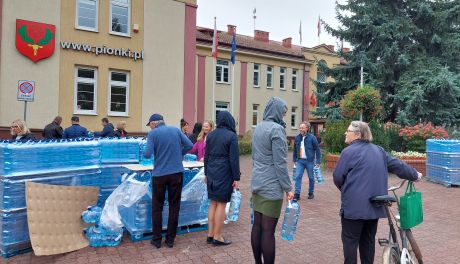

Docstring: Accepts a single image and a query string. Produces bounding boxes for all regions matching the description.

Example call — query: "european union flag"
[231,32,236,64]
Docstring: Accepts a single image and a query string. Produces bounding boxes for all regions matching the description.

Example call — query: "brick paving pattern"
[2,154,459,263]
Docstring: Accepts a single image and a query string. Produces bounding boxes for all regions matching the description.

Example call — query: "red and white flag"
[317,15,321,37]
[211,17,218,59]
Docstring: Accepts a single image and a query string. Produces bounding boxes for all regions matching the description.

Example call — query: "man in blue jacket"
[292,121,321,200]
[63,116,89,139]
[143,113,193,249]
[94,117,115,137]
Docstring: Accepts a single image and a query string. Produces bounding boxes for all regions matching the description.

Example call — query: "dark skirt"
[252,192,283,219]
[207,180,233,203]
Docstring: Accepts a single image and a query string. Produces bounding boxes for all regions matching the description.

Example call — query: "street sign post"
[17,80,35,121]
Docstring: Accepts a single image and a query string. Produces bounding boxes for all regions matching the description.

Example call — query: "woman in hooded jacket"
[204,111,240,246]
[251,97,294,264]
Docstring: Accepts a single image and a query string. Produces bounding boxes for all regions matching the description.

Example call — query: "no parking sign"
[17,80,35,102]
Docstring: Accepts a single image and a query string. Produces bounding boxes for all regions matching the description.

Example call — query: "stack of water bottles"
[426,139,460,186]
[139,139,154,166]
[119,167,209,240]
[0,138,151,257]
[0,140,103,257]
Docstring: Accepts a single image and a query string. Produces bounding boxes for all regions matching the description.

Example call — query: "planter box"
[401,158,426,176]
[325,154,340,170]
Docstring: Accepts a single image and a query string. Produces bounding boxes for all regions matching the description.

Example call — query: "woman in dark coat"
[113,121,128,138]
[204,111,240,246]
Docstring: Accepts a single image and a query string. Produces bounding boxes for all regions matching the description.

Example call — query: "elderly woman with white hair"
[10,119,35,142]
[333,121,422,264]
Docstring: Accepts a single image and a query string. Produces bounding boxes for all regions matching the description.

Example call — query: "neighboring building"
[196,25,340,138]
[0,0,197,136]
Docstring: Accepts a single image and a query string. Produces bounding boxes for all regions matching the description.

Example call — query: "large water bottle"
[314,167,325,185]
[250,196,254,225]
[82,205,103,223]
[227,189,242,222]
[281,200,300,241]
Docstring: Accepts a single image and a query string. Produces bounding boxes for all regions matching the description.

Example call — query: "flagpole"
[231,63,235,116]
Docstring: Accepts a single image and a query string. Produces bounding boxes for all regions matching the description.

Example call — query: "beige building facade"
[0,0,341,139]
[0,0,197,136]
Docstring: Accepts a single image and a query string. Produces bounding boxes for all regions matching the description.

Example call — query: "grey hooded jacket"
[251,97,292,200]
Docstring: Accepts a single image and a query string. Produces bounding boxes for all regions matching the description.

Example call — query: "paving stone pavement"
[2,154,459,263]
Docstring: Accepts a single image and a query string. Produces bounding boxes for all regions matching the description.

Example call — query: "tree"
[317,0,460,126]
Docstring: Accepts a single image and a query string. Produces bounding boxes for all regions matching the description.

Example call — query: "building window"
[280,67,286,89]
[291,107,297,128]
[110,0,130,36]
[292,69,298,90]
[317,60,327,83]
[216,60,230,83]
[76,0,98,31]
[75,67,97,114]
[252,104,259,126]
[108,71,129,115]
[215,101,229,120]
[253,64,260,87]
[266,66,273,88]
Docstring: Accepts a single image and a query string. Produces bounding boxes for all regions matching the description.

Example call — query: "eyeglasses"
[10,125,19,129]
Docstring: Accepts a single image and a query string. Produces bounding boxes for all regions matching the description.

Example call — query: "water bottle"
[250,196,254,225]
[281,200,300,241]
[314,167,325,185]
[82,205,103,223]
[139,141,154,166]
[227,189,242,222]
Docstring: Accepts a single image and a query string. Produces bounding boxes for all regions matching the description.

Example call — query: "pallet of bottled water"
[119,168,209,241]
[426,139,460,187]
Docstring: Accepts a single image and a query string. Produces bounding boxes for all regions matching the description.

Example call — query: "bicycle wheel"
[382,246,400,264]
[406,229,423,264]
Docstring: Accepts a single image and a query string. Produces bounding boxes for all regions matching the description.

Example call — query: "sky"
[196,0,346,49]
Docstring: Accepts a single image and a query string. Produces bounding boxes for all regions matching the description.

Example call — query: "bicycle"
[370,180,424,264]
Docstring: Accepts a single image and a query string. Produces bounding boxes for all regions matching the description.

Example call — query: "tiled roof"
[196,27,305,60]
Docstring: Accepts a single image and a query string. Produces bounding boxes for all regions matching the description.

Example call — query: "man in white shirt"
[292,121,321,200]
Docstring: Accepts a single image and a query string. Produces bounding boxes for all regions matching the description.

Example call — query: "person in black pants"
[144,114,193,249]
[333,121,422,264]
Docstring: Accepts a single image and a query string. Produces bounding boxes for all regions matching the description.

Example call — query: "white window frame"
[291,107,297,129]
[108,70,129,116]
[76,0,99,32]
[280,67,286,90]
[266,65,273,89]
[109,0,131,37]
[215,101,229,120]
[253,64,260,87]
[216,60,230,84]
[74,67,97,115]
[252,104,259,127]
[292,69,298,91]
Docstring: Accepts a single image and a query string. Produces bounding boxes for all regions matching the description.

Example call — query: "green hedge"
[238,130,253,155]
[321,120,391,154]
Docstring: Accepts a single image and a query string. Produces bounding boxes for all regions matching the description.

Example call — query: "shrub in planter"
[369,121,390,151]
[399,123,448,152]
[321,120,350,154]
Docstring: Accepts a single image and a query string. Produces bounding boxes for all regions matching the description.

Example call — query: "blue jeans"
[293,159,314,195]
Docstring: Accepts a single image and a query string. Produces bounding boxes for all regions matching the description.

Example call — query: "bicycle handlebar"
[388,180,407,192]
